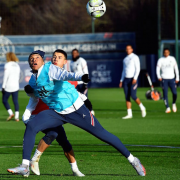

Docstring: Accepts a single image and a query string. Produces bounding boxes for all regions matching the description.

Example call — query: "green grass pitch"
[0,87,180,180]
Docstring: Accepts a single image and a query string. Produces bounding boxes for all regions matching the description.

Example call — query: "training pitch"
[0,87,179,180]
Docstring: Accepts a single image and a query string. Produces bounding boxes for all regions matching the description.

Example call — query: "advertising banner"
[0,60,123,89]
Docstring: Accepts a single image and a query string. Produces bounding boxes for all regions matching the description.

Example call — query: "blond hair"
[6,52,19,62]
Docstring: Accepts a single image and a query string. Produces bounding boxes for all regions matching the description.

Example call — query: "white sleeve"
[81,59,89,74]
[174,58,179,81]
[49,64,83,81]
[156,59,161,79]
[78,92,87,101]
[2,64,10,89]
[134,56,140,80]
[22,96,39,124]
[120,60,125,82]
[26,96,39,113]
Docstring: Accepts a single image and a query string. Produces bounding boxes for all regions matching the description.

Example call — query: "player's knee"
[43,131,58,145]
[131,95,137,101]
[125,96,130,101]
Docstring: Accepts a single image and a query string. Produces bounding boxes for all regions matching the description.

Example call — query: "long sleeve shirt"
[71,57,89,84]
[156,56,179,81]
[2,62,20,92]
[120,53,140,82]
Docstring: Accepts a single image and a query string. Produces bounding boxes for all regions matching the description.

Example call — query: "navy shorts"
[123,78,138,101]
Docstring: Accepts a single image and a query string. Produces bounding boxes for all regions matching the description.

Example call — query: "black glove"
[84,99,92,111]
[24,85,34,94]
[82,74,90,83]
[2,88,5,94]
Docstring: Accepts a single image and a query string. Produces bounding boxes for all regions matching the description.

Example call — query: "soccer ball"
[86,0,106,18]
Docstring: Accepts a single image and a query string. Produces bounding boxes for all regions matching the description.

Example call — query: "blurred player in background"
[156,48,179,113]
[71,48,95,115]
[2,52,20,121]
[119,45,146,119]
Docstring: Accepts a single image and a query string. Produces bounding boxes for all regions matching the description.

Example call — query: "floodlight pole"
[92,17,95,33]
[0,16,2,35]
[158,0,161,59]
[175,0,179,65]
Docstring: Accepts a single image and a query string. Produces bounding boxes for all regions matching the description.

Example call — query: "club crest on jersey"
[37,86,51,98]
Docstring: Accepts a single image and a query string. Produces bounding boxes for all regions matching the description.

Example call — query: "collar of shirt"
[31,65,44,79]
[127,53,134,58]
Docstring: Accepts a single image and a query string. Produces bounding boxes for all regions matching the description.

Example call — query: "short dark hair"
[126,44,133,49]
[53,49,67,59]
[72,48,79,53]
[163,48,170,52]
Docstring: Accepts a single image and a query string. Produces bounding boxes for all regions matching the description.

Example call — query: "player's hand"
[158,78,162,81]
[132,79,137,84]
[24,85,34,94]
[22,109,31,124]
[119,82,123,88]
[82,74,90,83]
[175,80,179,84]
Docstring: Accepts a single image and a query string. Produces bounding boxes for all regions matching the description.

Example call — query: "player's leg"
[2,91,14,121]
[169,79,177,112]
[64,105,146,176]
[162,79,170,113]
[31,126,84,176]
[56,126,85,176]
[130,81,146,117]
[122,78,132,119]
[7,110,65,177]
[76,84,88,97]
[12,91,19,121]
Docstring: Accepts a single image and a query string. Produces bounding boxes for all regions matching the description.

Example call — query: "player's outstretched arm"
[49,64,90,83]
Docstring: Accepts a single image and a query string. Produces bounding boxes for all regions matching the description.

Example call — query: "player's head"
[28,50,45,72]
[6,52,19,62]
[72,48,80,61]
[52,49,67,68]
[163,48,170,57]
[126,45,133,55]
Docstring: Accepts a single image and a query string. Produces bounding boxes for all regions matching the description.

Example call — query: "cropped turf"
[0,87,179,180]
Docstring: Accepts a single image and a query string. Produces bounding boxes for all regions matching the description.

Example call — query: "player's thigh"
[28,110,65,133]
[162,79,168,94]
[2,91,11,102]
[130,83,138,99]
[123,79,131,99]
[65,105,104,132]
[168,79,177,94]
[11,91,19,104]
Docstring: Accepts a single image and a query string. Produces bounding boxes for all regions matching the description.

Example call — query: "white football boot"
[165,107,171,113]
[30,161,40,175]
[122,115,132,119]
[130,157,146,176]
[141,109,146,117]
[172,104,177,113]
[7,164,30,177]
[73,170,85,177]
